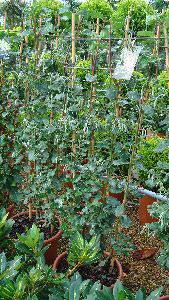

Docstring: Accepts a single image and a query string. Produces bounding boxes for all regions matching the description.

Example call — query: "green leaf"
[28,151,35,161]
[0,253,6,274]
[115,205,124,217]
[146,287,163,300]
[85,74,97,82]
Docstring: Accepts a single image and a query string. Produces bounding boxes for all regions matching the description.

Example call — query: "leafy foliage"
[0,253,21,285]
[15,224,48,264]
[79,0,114,20]
[146,200,169,269]
[67,232,100,276]
[0,208,14,249]
[31,0,62,17]
[136,137,169,190]
[112,0,154,36]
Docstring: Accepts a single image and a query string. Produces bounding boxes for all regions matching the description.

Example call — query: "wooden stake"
[89,19,100,157]
[72,13,76,85]
[163,25,169,88]
[4,11,7,30]
[56,15,61,49]
[125,12,131,47]
[19,41,24,65]
[71,13,76,157]
[96,18,99,35]
[155,25,160,77]
[109,22,112,79]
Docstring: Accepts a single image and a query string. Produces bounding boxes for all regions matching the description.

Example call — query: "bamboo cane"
[163,25,169,88]
[37,16,43,58]
[72,13,76,157]
[90,18,100,157]
[109,22,112,79]
[124,11,131,47]
[56,15,61,49]
[4,11,7,30]
[155,25,160,78]
[19,41,24,65]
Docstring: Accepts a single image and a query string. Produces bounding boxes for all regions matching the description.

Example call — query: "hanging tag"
[113,46,142,80]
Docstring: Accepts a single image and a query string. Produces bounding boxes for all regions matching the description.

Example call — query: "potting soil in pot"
[57,257,118,287]
[10,214,60,240]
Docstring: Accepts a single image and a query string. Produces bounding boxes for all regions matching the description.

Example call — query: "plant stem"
[67,262,82,278]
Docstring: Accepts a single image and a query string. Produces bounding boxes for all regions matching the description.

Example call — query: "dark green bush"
[112,0,154,37]
[137,137,169,189]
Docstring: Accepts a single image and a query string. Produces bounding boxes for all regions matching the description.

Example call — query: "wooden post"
[109,22,112,80]
[163,25,169,88]
[72,13,76,157]
[19,41,24,65]
[125,12,131,47]
[37,16,43,58]
[90,18,100,157]
[72,13,76,84]
[155,25,160,77]
[4,11,7,30]
[96,17,99,35]
[56,15,61,49]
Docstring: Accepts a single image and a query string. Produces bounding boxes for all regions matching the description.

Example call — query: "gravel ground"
[121,202,169,295]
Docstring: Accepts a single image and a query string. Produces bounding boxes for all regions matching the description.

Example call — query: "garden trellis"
[0,2,169,296]
[0,11,168,208]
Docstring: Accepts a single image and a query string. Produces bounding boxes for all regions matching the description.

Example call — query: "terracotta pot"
[160,297,169,300]
[138,195,158,226]
[12,210,63,265]
[103,251,123,288]
[52,251,68,270]
[146,130,166,139]
[109,192,124,203]
[53,251,123,289]
[157,133,166,138]
[7,204,16,218]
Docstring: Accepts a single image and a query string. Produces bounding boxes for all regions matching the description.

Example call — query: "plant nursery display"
[0,0,169,299]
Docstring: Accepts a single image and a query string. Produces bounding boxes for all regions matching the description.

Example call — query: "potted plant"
[53,232,123,288]
[11,210,63,265]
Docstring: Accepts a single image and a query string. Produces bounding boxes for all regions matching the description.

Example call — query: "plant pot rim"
[12,210,63,244]
[52,251,123,288]
[160,297,169,300]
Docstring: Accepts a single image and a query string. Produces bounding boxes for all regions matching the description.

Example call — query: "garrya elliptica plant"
[146,199,169,270]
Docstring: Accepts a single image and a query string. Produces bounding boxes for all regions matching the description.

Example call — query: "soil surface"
[119,202,169,295]
[57,257,119,287]
[11,214,60,240]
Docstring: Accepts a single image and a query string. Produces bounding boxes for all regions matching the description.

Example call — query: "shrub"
[79,0,114,20]
[137,137,169,190]
[31,0,62,17]
[76,59,107,89]
[112,0,154,37]
[0,0,25,28]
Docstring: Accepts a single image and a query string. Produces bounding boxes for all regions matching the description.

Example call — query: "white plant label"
[113,46,142,80]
